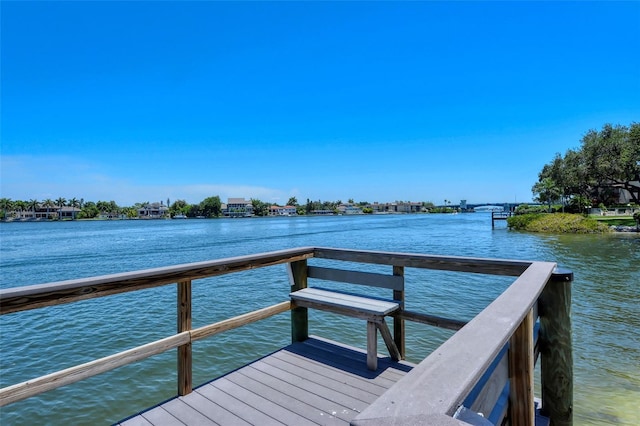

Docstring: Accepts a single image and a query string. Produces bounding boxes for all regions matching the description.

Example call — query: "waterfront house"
[138,202,168,219]
[269,205,297,216]
[223,198,254,217]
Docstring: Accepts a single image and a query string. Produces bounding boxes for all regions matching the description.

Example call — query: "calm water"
[0,214,638,425]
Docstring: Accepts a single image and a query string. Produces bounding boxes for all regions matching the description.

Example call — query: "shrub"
[507,213,543,229]
[508,213,610,233]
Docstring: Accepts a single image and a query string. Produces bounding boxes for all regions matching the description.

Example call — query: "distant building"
[138,202,168,219]
[337,204,363,215]
[269,205,297,216]
[224,198,254,217]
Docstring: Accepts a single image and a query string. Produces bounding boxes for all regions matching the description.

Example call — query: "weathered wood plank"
[261,355,381,405]
[353,261,555,424]
[140,406,185,426]
[0,332,190,407]
[210,377,318,426]
[509,308,535,425]
[0,247,316,314]
[271,350,388,396]
[307,266,404,290]
[294,336,413,379]
[393,265,405,359]
[177,280,192,396]
[539,269,574,426]
[250,359,371,412]
[227,368,347,425]
[399,309,467,331]
[162,398,221,426]
[288,259,309,342]
[313,247,532,276]
[291,288,399,316]
[178,390,250,425]
[196,381,287,425]
[238,365,357,423]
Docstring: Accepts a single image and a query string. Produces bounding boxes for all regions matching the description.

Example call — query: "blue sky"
[1,1,639,206]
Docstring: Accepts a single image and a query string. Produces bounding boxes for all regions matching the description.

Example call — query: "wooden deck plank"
[210,377,318,426]
[162,398,221,426]
[141,406,185,426]
[271,350,388,395]
[178,391,250,426]
[228,368,347,425]
[120,338,414,426]
[261,355,381,402]
[237,365,357,423]
[196,382,287,425]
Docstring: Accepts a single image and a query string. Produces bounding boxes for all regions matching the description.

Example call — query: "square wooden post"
[509,308,534,425]
[392,265,405,360]
[539,268,573,426]
[177,280,192,396]
[288,260,308,343]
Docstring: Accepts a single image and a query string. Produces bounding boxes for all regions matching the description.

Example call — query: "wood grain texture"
[509,308,535,426]
[287,259,309,342]
[1,247,315,314]
[539,274,573,426]
[177,280,192,396]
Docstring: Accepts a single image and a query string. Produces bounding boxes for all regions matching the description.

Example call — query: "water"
[0,214,638,425]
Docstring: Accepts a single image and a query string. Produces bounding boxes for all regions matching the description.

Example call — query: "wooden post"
[288,260,308,343]
[392,265,405,360]
[539,268,573,426]
[509,308,534,425]
[177,280,192,396]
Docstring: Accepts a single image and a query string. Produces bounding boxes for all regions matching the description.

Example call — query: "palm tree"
[68,198,80,220]
[28,199,39,219]
[14,200,27,219]
[55,197,67,220]
[0,198,12,220]
[43,199,55,219]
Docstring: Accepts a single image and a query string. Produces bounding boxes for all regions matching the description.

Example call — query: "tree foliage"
[535,122,640,206]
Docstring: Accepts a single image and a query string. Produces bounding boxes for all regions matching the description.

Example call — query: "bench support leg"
[377,318,401,362]
[367,321,378,370]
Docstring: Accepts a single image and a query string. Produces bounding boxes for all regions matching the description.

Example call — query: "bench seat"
[290,287,402,370]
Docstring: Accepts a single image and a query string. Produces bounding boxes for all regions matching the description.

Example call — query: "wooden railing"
[0,247,573,426]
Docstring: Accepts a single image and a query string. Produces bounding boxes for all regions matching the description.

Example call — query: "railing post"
[392,265,405,360]
[539,268,573,426]
[288,260,308,343]
[177,280,192,396]
[509,308,534,425]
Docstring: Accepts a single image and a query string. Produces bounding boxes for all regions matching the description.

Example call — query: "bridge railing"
[0,247,572,426]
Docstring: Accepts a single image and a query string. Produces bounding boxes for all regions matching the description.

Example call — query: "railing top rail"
[2,246,536,315]
[352,260,557,425]
[0,247,316,315]
[312,247,532,276]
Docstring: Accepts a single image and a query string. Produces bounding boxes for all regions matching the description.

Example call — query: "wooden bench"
[289,265,404,371]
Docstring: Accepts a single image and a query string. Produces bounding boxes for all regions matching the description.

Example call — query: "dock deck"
[118,337,415,426]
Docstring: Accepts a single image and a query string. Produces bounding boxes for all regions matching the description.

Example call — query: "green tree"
[55,197,66,220]
[170,199,189,217]
[532,177,561,212]
[287,197,298,206]
[251,198,270,216]
[199,196,222,218]
[28,199,39,219]
[43,199,55,219]
[0,198,13,219]
[68,198,80,220]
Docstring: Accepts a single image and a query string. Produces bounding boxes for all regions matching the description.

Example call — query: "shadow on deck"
[118,337,415,426]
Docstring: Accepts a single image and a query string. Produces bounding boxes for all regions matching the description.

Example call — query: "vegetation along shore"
[2,123,638,233]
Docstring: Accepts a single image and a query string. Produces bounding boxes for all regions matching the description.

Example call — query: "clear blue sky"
[1,1,639,206]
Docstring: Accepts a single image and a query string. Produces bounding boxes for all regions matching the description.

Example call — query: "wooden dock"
[0,247,574,426]
[119,337,414,426]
